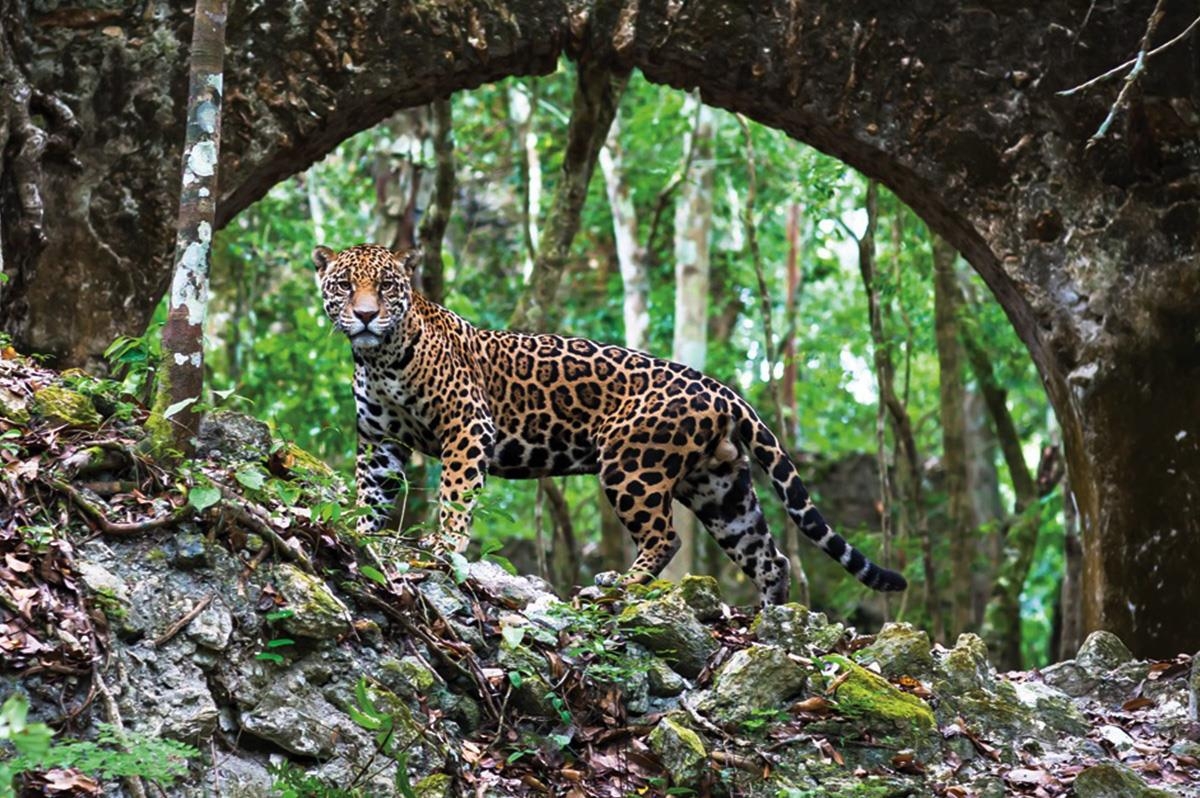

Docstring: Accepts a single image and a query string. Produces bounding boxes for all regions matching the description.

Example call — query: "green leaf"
[187,485,221,512]
[163,396,198,418]
[501,624,525,649]
[265,638,295,649]
[360,565,388,585]
[486,553,517,575]
[254,652,284,664]
[235,466,266,490]
[264,609,294,621]
[449,552,470,585]
[346,703,384,731]
[507,671,523,688]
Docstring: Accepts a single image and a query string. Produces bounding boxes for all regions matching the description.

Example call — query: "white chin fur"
[350,333,382,348]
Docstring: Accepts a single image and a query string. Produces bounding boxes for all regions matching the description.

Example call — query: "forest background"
[106,65,1064,672]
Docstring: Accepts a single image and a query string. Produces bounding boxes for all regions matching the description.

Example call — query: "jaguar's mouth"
[349,331,383,348]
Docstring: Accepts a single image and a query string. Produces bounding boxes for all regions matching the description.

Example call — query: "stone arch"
[3,0,1197,655]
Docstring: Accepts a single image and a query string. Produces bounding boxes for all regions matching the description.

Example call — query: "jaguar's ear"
[396,247,422,281]
[312,246,335,277]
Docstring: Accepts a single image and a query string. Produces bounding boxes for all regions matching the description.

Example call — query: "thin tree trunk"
[149,0,227,456]
[663,95,714,585]
[598,114,649,352]
[781,203,802,443]
[852,183,938,639]
[737,114,809,606]
[417,97,454,306]
[508,62,628,331]
[932,234,972,638]
[597,106,646,573]
[1058,473,1084,660]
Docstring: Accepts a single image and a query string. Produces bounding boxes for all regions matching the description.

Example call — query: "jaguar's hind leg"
[675,459,791,605]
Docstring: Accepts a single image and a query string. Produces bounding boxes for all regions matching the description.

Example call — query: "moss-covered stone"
[274,564,351,640]
[1075,630,1133,677]
[496,642,560,718]
[618,592,717,678]
[647,656,687,697]
[854,623,935,681]
[819,654,935,738]
[752,603,846,654]
[31,385,102,428]
[938,633,993,692]
[378,656,438,699]
[702,644,808,723]
[647,715,707,786]
[413,773,453,798]
[677,574,723,621]
[1072,762,1173,797]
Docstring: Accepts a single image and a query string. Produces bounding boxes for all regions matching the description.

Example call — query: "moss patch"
[819,654,935,735]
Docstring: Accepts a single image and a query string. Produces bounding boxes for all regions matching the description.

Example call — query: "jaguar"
[313,243,906,603]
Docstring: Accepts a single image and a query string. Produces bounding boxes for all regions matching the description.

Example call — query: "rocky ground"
[2,350,1200,797]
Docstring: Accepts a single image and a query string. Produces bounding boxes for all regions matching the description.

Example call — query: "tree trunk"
[509,61,628,330]
[598,114,649,352]
[417,98,455,307]
[932,234,972,638]
[3,0,1198,656]
[663,95,715,585]
[149,0,228,455]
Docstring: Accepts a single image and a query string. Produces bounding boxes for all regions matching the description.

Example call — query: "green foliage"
[0,693,197,797]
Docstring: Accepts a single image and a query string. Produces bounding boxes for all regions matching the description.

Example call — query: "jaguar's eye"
[380,279,396,292]
[337,279,353,293]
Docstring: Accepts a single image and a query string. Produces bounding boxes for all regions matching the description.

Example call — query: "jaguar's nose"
[354,308,379,324]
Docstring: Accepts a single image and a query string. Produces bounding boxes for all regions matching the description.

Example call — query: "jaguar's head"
[312,244,418,350]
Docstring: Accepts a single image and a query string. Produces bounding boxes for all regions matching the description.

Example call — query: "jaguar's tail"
[732,397,907,592]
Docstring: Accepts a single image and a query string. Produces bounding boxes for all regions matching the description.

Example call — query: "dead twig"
[93,664,147,798]
[152,592,216,648]
[214,485,314,573]
[49,478,192,535]
[1058,11,1199,96]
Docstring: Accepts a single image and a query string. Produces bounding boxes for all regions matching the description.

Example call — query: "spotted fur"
[313,244,907,602]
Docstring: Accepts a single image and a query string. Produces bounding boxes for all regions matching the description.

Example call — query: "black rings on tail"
[735,410,907,593]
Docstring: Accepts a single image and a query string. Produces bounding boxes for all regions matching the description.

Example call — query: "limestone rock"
[187,602,233,651]
[647,657,687,697]
[752,603,847,654]
[196,410,272,462]
[618,592,717,678]
[1076,631,1133,677]
[702,644,808,723]
[274,564,351,640]
[169,531,211,569]
[0,383,30,423]
[1011,680,1088,736]
[938,633,993,693]
[1189,650,1199,722]
[647,715,707,787]
[1072,762,1173,798]
[677,575,723,621]
[468,559,555,609]
[854,622,935,681]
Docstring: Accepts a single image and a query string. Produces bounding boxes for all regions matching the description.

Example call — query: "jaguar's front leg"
[433,419,494,555]
[355,434,410,537]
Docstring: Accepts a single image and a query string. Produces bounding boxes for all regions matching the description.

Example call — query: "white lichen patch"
[188,141,218,178]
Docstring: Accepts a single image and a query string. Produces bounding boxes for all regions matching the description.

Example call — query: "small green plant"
[0,693,197,797]
[739,707,789,735]
[255,609,296,665]
[343,678,418,798]
[103,329,161,403]
[548,602,655,686]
